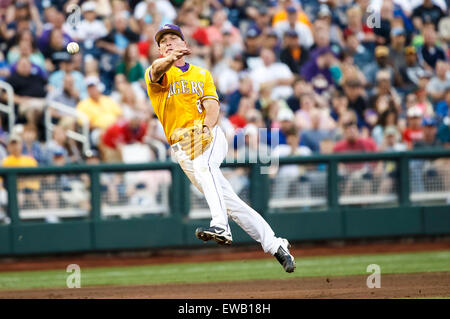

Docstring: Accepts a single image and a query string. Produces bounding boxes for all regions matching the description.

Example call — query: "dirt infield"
[0,272,448,299]
[0,239,449,298]
[1,239,449,272]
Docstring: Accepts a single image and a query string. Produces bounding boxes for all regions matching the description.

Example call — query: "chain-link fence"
[268,163,328,211]
[100,170,171,219]
[15,174,91,223]
[338,160,399,207]
[410,158,450,205]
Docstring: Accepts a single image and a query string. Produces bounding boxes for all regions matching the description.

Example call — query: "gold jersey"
[145,64,219,145]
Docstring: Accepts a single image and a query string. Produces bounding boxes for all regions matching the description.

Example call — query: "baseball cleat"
[195,226,233,245]
[274,239,296,273]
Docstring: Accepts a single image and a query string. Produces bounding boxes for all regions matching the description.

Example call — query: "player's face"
[158,33,187,57]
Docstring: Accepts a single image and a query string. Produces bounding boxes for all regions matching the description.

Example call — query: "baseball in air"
[66,42,79,54]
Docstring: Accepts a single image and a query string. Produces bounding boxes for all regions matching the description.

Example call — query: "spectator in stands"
[373,0,396,46]
[2,133,41,208]
[134,0,176,27]
[40,27,72,72]
[280,30,309,74]
[426,59,450,103]
[333,110,378,195]
[415,70,435,117]
[369,69,402,113]
[435,87,450,121]
[2,134,37,167]
[274,6,314,49]
[389,27,407,79]
[6,30,46,71]
[300,108,335,153]
[295,93,335,131]
[115,43,145,85]
[76,76,123,138]
[301,46,339,93]
[100,115,149,163]
[75,1,108,58]
[47,73,81,117]
[399,45,426,92]
[48,52,87,100]
[96,12,140,56]
[5,56,47,137]
[45,124,82,165]
[4,1,42,39]
[21,125,47,165]
[111,77,148,121]
[316,4,342,46]
[372,105,400,146]
[403,106,425,148]
[226,76,256,117]
[344,5,376,43]
[229,97,253,130]
[206,9,242,45]
[342,78,369,126]
[215,52,245,96]
[242,28,262,71]
[363,45,395,86]
[414,117,441,149]
[272,0,312,30]
[343,29,373,72]
[273,107,296,146]
[221,25,244,60]
[6,56,47,104]
[333,110,378,154]
[260,29,281,58]
[330,90,351,131]
[380,125,407,152]
[96,11,140,93]
[418,25,446,70]
[412,0,446,30]
[250,47,294,101]
[286,77,313,113]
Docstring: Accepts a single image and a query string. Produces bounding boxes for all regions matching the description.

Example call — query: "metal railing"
[0,80,16,133]
[44,100,91,154]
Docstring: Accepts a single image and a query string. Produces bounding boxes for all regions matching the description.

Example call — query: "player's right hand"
[169,47,192,62]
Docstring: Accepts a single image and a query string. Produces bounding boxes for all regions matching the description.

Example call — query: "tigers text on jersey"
[145,64,219,145]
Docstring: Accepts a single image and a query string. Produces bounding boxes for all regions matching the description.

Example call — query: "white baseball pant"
[171,125,284,255]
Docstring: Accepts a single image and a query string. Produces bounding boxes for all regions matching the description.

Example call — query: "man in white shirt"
[427,59,450,102]
[134,0,177,26]
[250,48,294,100]
[73,2,108,52]
[274,6,314,49]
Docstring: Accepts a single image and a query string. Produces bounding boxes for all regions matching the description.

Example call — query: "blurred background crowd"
[0,0,449,168]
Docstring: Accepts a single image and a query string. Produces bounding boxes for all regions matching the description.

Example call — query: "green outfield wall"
[0,150,449,256]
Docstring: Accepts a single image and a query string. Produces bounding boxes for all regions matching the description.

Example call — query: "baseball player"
[145,24,295,273]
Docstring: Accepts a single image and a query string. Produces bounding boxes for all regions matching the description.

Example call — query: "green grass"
[0,250,449,291]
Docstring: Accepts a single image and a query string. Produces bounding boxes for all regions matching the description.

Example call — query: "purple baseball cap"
[155,24,185,46]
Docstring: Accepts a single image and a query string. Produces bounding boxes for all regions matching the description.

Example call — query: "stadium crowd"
[0,0,449,168]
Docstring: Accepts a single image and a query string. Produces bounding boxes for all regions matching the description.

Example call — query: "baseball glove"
[171,123,213,160]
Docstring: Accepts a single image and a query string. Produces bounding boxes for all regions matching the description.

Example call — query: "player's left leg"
[212,166,295,272]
